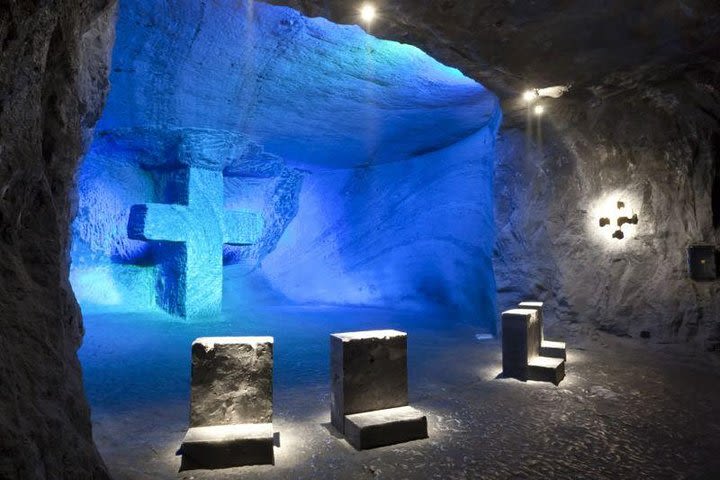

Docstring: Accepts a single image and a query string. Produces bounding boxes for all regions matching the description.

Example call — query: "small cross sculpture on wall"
[599,201,638,240]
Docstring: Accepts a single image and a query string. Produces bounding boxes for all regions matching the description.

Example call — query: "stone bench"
[180,337,275,470]
[330,330,428,450]
[502,309,565,385]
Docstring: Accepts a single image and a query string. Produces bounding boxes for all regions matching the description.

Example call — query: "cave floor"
[81,307,720,480]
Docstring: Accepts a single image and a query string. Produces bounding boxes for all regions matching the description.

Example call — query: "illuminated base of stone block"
[344,406,428,450]
[540,340,567,360]
[180,423,274,470]
[527,357,565,385]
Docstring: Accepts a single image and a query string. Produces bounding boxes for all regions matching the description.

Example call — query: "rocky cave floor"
[81,307,720,480]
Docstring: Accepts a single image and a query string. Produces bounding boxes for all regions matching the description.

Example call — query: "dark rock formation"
[269,0,720,351]
[0,1,116,478]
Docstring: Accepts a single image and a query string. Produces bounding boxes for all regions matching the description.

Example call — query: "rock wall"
[262,126,498,324]
[71,0,501,327]
[1,1,716,477]
[271,0,720,351]
[495,86,720,350]
[0,1,116,479]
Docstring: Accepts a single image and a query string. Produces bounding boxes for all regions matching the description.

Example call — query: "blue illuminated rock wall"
[71,0,501,328]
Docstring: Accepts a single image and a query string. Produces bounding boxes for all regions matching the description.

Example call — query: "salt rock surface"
[72,0,501,326]
[0,2,117,479]
[275,0,720,350]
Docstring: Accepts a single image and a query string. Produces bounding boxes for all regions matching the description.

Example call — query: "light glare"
[522,90,536,103]
[360,4,377,23]
[534,104,545,116]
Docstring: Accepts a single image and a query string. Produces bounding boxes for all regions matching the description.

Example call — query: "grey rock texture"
[0,1,116,479]
[344,405,428,450]
[190,337,273,428]
[180,424,274,470]
[185,337,275,469]
[270,0,720,352]
[502,309,565,384]
[501,309,541,379]
[76,0,500,325]
[330,330,408,433]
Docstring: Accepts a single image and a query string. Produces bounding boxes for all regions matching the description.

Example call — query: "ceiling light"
[360,4,377,23]
[534,105,545,116]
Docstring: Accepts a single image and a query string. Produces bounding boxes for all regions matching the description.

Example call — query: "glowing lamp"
[522,90,537,103]
[360,4,377,23]
[533,104,545,116]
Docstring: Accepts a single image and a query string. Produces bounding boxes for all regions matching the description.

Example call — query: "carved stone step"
[527,356,565,385]
[540,340,567,360]
[180,423,274,470]
[344,406,428,450]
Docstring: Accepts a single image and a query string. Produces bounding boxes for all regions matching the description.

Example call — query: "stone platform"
[344,406,428,450]
[502,309,565,385]
[331,330,428,449]
[180,423,274,470]
[540,340,567,360]
[180,336,275,470]
[83,309,720,479]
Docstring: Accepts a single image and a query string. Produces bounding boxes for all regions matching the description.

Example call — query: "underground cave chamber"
[4,0,720,478]
[71,0,501,410]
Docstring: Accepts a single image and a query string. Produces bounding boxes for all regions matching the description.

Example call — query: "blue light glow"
[128,163,263,318]
[71,0,502,331]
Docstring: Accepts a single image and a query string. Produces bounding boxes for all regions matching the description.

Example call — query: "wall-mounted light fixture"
[522,90,538,103]
[687,244,717,281]
[598,200,639,240]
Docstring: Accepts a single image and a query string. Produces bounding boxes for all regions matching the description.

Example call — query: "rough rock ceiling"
[100,0,500,169]
[268,0,720,124]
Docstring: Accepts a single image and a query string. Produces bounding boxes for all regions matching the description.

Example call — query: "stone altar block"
[330,330,428,449]
[180,337,274,470]
[502,309,565,385]
[518,301,567,360]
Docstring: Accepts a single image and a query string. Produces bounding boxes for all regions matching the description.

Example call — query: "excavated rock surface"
[71,0,502,323]
[2,1,719,478]
[0,1,116,478]
[270,0,720,351]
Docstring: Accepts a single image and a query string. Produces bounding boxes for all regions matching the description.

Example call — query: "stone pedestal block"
[502,309,542,380]
[527,357,566,385]
[190,337,273,427]
[180,423,274,470]
[181,337,274,470]
[518,301,545,339]
[330,330,428,449]
[344,406,428,450]
[502,309,565,385]
[331,330,408,433]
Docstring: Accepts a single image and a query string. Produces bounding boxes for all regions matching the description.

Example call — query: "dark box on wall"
[687,244,717,281]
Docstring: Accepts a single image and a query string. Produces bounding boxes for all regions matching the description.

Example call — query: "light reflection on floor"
[81,307,720,479]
